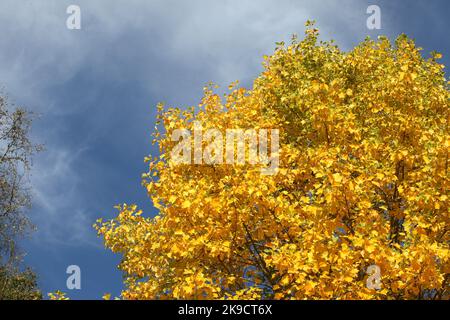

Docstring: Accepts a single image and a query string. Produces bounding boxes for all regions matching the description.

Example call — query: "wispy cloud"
[29,146,101,247]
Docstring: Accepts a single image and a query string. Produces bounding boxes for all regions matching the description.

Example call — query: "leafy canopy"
[96,23,449,300]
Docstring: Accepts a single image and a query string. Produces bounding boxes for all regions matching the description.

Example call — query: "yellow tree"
[95,23,449,300]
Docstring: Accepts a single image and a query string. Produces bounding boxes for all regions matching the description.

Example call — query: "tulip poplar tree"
[96,23,449,300]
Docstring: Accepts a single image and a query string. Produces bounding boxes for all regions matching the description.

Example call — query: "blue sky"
[0,0,448,299]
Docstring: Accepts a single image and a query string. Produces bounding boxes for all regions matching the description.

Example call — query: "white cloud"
[0,0,383,101]
[29,146,100,247]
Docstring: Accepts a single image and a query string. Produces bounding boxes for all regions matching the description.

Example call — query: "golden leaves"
[94,25,449,300]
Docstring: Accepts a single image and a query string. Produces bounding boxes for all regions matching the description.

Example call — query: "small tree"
[96,24,449,300]
[0,92,42,299]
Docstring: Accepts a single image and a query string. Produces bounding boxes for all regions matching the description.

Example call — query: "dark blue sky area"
[0,0,448,299]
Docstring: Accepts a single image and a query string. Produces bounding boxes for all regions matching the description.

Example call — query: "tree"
[0,92,42,300]
[0,266,41,300]
[96,23,449,300]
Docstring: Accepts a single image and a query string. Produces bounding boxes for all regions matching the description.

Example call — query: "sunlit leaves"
[95,23,449,300]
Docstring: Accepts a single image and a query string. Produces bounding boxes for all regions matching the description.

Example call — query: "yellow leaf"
[182,200,191,208]
[344,276,353,282]
[332,173,343,184]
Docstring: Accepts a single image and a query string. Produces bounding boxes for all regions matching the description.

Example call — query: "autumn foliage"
[95,24,449,299]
